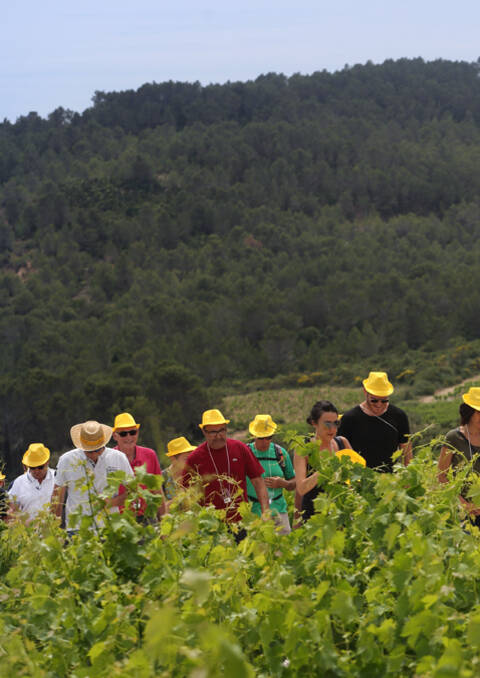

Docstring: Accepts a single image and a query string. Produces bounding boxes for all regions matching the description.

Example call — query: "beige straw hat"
[70,420,112,451]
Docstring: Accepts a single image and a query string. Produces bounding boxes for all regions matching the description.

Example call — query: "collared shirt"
[55,447,134,528]
[8,468,56,518]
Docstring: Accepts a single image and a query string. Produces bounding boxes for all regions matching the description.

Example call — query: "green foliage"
[2,443,480,675]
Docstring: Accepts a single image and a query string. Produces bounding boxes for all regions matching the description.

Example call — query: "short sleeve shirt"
[115,445,162,515]
[8,468,55,518]
[55,447,134,528]
[246,443,295,516]
[183,439,264,522]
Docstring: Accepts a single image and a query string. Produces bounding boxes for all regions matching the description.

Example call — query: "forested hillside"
[2,57,480,473]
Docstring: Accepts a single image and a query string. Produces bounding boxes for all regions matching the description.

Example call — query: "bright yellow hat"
[336,448,366,466]
[166,436,196,457]
[0,471,5,481]
[113,412,140,431]
[199,409,230,430]
[22,443,50,467]
[249,414,277,438]
[463,387,480,411]
[362,371,393,397]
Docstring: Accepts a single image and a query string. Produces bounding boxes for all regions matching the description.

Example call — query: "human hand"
[264,476,284,489]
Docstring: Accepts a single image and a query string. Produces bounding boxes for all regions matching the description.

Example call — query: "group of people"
[1,370,479,535]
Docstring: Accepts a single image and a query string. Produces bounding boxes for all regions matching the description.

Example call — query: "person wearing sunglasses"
[337,371,411,471]
[8,443,55,521]
[112,412,166,520]
[294,400,352,522]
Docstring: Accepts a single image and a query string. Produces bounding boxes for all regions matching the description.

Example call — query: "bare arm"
[250,476,269,514]
[50,484,66,517]
[264,476,296,491]
[438,446,453,483]
[293,453,319,497]
[401,441,413,466]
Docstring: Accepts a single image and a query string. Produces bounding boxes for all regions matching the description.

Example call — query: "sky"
[2,0,480,123]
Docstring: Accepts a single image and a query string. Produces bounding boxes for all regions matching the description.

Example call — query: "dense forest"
[2,57,480,474]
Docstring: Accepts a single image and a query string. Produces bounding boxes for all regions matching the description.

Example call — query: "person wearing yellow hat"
[8,444,56,520]
[163,437,197,502]
[246,415,296,534]
[51,420,134,531]
[112,412,165,519]
[338,371,411,471]
[182,409,269,531]
[438,387,480,524]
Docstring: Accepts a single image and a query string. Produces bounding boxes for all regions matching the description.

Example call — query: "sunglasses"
[118,430,138,437]
[369,398,389,404]
[29,464,47,470]
[323,421,340,428]
[204,427,227,436]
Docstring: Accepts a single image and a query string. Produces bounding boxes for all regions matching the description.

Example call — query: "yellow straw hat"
[113,412,140,432]
[463,387,480,411]
[336,448,366,466]
[199,409,230,430]
[167,436,197,457]
[249,414,277,438]
[22,443,50,467]
[362,371,394,397]
[0,471,5,481]
[70,420,113,451]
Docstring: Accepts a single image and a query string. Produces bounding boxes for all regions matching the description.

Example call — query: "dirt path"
[419,374,480,403]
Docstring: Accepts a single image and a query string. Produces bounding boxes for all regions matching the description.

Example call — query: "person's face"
[313,411,340,441]
[113,427,139,452]
[364,389,390,415]
[28,463,48,482]
[203,424,227,449]
[171,452,189,474]
[84,446,105,462]
[254,436,272,452]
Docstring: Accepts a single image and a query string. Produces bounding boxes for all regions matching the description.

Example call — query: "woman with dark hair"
[438,387,480,522]
[294,400,352,522]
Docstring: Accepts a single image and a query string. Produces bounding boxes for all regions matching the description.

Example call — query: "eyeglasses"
[369,398,389,404]
[204,427,227,436]
[118,430,138,437]
[323,421,340,428]
[29,464,47,470]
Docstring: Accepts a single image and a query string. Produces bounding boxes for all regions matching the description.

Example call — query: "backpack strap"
[274,443,286,470]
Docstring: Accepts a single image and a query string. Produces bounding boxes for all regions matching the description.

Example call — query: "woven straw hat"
[463,387,480,411]
[166,436,196,457]
[199,409,230,430]
[70,420,112,451]
[249,414,277,438]
[22,443,50,467]
[362,371,394,397]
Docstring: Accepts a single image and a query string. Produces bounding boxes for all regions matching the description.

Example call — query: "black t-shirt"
[337,404,410,471]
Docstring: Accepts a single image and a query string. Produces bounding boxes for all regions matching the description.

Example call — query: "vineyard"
[1,444,480,677]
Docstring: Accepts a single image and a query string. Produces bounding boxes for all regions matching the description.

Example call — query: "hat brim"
[463,394,480,411]
[71,423,113,451]
[199,419,230,430]
[166,446,196,457]
[23,449,50,466]
[362,379,394,397]
[248,424,277,437]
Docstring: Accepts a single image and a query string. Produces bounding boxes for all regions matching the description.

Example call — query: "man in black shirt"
[338,371,411,471]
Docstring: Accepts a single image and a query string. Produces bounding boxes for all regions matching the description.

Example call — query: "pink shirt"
[116,445,162,515]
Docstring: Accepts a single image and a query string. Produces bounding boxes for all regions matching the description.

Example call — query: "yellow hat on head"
[362,371,393,397]
[463,387,480,411]
[167,436,196,457]
[199,409,230,430]
[249,414,277,438]
[113,412,140,432]
[0,471,5,481]
[22,443,50,467]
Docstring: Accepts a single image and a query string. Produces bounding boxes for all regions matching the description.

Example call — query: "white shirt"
[55,447,134,528]
[8,468,55,518]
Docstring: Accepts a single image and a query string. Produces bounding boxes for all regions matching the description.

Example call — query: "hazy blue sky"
[2,0,479,122]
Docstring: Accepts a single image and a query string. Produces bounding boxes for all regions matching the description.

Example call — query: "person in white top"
[51,420,134,531]
[8,443,55,520]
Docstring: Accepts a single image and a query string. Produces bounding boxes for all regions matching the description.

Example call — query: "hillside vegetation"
[2,58,480,473]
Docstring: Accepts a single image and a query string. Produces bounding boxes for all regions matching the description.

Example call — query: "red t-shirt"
[183,438,264,522]
[116,445,162,515]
